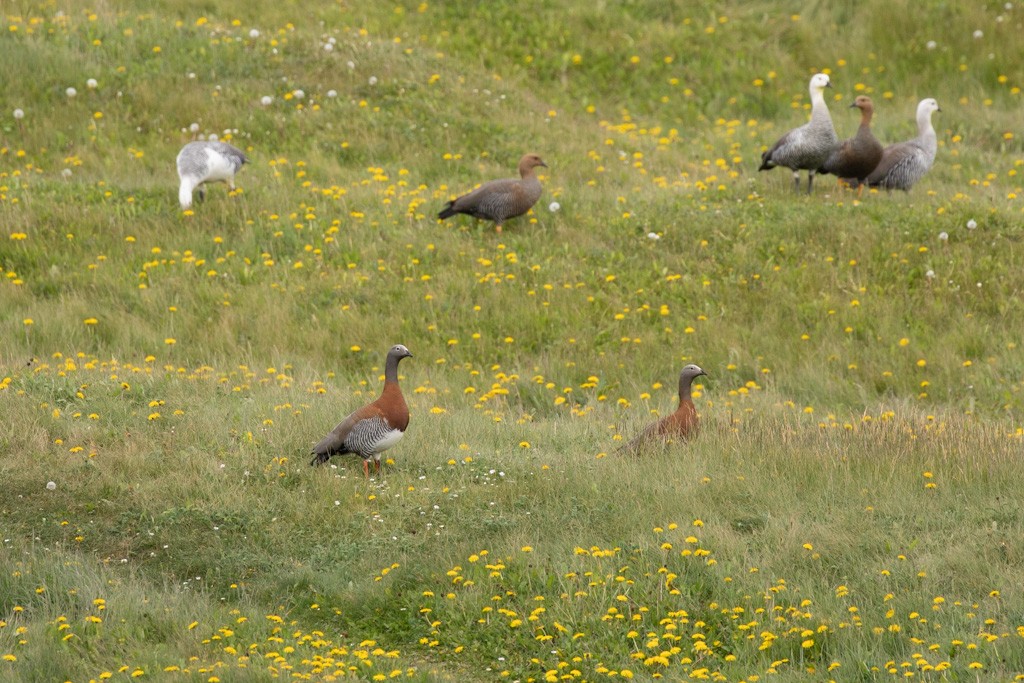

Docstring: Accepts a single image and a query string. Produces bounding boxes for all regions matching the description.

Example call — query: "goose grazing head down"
[176,141,248,210]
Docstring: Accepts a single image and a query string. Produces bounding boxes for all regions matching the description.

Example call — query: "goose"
[866,98,941,191]
[438,154,547,231]
[759,73,839,194]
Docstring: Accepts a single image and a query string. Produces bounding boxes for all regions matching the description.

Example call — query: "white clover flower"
[249,29,260,38]
[327,89,338,98]
[13,108,24,120]
[368,76,378,85]
[966,219,977,229]
[647,232,660,240]
[347,60,356,69]
[86,78,98,89]
[66,87,77,98]
[260,95,273,106]
[926,40,937,49]
[938,231,948,241]
[293,89,305,99]
[925,269,936,279]
[189,122,200,133]
[323,43,333,52]
[46,481,57,491]
[548,201,560,212]
[973,29,984,38]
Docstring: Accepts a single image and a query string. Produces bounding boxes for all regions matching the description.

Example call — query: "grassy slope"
[2,0,1024,681]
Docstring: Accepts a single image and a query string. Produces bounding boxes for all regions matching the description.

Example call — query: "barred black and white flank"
[176,141,248,209]
[310,344,413,478]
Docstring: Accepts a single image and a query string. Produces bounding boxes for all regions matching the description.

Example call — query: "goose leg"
[362,459,370,478]
[791,171,801,192]
[806,171,816,195]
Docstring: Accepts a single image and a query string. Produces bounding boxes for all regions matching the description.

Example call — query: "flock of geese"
[759,73,940,195]
[170,72,942,475]
[175,73,941,215]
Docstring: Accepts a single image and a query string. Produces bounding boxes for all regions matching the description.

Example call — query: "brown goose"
[619,364,707,453]
[866,98,941,191]
[758,73,839,194]
[818,95,884,189]
[310,344,412,476]
[438,154,547,232]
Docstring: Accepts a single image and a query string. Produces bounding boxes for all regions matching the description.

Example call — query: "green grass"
[2,1,1024,681]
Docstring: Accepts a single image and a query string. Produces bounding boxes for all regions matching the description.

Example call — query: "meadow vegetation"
[2,0,1024,680]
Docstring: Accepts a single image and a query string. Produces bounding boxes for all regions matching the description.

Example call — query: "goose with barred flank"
[759,73,839,194]
[866,98,941,191]
[310,344,413,476]
[438,153,547,232]
[620,364,707,453]
[818,95,884,189]
[177,141,248,210]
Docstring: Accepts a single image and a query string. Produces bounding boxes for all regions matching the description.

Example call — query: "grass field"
[2,1,1024,681]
